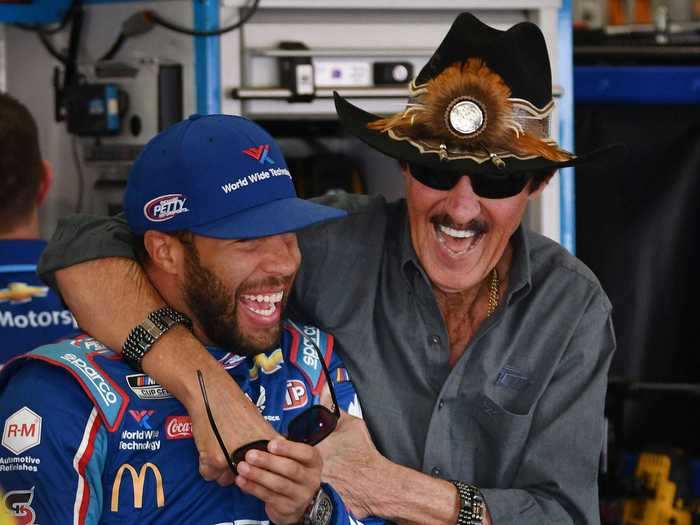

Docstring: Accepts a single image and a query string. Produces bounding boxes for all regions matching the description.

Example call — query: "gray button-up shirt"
[39,193,615,525]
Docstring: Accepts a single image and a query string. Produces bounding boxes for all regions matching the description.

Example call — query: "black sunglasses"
[407,162,535,199]
[197,323,341,475]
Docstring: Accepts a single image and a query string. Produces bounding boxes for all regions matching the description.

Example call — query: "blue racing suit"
[0,320,385,525]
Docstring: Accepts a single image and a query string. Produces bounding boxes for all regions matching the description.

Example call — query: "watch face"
[312,491,334,525]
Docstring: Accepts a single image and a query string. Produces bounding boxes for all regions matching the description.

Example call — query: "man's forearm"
[360,458,491,525]
[373,460,458,525]
[372,463,491,525]
[56,257,162,350]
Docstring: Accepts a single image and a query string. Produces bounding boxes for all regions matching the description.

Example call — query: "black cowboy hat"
[334,12,619,176]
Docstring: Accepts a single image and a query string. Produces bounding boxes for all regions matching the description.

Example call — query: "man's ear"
[143,231,184,275]
[36,160,53,207]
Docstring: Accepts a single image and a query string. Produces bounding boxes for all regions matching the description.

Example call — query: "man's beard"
[182,247,288,356]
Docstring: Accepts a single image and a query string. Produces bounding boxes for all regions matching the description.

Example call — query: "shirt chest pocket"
[474,392,534,430]
[462,393,535,485]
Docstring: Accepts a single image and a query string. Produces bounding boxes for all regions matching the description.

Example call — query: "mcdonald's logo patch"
[111,462,165,512]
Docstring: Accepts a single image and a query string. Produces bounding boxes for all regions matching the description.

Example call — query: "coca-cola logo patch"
[165,415,192,440]
[143,194,189,223]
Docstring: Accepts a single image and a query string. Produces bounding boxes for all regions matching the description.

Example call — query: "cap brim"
[334,91,623,175]
[190,197,346,239]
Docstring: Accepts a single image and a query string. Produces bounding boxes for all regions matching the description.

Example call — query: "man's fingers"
[236,459,309,498]
[265,438,321,466]
[236,475,276,502]
[244,450,308,484]
[215,468,236,487]
[198,450,232,482]
[236,473,305,513]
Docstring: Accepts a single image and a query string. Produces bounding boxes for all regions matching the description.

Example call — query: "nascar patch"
[126,374,173,400]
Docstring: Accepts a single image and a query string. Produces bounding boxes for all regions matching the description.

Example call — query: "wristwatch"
[122,306,192,371]
[450,480,485,525]
[303,487,334,525]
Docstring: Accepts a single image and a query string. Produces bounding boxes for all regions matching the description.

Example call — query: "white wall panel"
[4,1,196,237]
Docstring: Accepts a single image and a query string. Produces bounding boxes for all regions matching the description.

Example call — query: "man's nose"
[444,175,481,221]
[260,233,301,275]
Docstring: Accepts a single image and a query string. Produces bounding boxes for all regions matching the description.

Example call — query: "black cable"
[13,0,81,35]
[16,1,84,66]
[100,32,126,61]
[38,31,68,64]
[99,12,156,62]
[72,137,85,213]
[145,0,260,37]
[63,3,84,89]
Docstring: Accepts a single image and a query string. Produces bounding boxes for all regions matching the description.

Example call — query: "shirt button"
[438,399,445,410]
[429,335,441,345]
[431,467,441,477]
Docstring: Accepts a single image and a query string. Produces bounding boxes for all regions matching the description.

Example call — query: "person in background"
[0,113,384,525]
[38,13,619,525]
[0,92,76,362]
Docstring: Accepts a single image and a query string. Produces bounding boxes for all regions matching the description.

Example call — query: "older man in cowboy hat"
[38,12,616,525]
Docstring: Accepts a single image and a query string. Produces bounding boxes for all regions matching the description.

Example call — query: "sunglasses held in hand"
[197,323,340,475]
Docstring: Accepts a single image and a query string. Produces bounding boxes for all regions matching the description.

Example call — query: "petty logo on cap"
[144,194,189,223]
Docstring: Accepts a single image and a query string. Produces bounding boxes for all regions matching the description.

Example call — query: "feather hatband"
[367,59,573,164]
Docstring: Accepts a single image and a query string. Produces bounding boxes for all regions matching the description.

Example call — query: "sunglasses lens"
[408,162,531,198]
[408,163,461,190]
[470,173,530,199]
[287,406,339,446]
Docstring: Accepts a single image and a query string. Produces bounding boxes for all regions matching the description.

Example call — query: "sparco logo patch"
[143,194,189,222]
[165,416,192,440]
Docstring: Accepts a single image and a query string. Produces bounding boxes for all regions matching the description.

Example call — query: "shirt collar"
[397,204,432,288]
[0,239,48,265]
[505,225,532,305]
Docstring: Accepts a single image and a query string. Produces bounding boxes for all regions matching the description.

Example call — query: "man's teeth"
[438,225,477,239]
[248,303,276,315]
[241,291,284,303]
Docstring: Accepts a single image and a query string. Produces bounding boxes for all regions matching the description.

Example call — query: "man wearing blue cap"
[0,114,383,525]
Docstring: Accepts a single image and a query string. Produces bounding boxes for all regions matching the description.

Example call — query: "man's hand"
[235,438,323,525]
[317,412,492,525]
[316,411,385,518]
[175,357,280,486]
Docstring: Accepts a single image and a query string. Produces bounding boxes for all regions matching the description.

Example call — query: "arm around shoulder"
[38,213,136,290]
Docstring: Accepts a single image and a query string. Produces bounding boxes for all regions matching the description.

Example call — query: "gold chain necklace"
[486,268,500,318]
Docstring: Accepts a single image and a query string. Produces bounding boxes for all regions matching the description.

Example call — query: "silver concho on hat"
[445,98,485,138]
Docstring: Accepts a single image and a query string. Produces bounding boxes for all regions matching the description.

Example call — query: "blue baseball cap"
[124,114,346,238]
